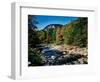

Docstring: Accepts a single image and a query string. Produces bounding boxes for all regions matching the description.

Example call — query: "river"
[41,46,66,65]
[38,44,88,65]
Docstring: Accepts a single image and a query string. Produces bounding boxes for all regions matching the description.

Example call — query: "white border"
[11,2,97,80]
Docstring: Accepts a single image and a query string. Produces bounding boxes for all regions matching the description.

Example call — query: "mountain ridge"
[43,24,63,30]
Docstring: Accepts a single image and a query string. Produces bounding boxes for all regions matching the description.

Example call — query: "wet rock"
[73,61,79,64]
[78,58,84,64]
[41,44,88,65]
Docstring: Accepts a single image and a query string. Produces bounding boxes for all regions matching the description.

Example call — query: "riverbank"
[43,44,88,65]
[46,44,87,56]
[31,44,88,65]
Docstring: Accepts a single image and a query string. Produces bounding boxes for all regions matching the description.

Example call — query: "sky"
[31,15,78,30]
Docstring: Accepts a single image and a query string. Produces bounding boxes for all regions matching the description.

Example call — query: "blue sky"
[32,15,78,30]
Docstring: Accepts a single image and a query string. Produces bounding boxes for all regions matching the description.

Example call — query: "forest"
[28,15,88,66]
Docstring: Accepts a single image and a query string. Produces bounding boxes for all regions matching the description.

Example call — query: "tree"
[52,28,56,43]
[63,17,88,47]
[56,27,63,45]
[28,15,38,29]
[28,15,42,66]
[28,48,43,66]
[63,22,75,45]
[38,30,47,43]
[73,18,88,47]
[28,15,40,48]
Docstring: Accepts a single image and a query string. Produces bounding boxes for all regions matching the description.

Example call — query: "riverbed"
[39,44,88,65]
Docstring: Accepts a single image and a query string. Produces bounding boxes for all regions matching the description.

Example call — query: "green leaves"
[28,16,88,66]
[37,17,88,48]
[63,17,88,47]
[28,48,43,66]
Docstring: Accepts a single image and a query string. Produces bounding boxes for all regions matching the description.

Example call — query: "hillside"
[38,17,87,47]
[28,16,88,66]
